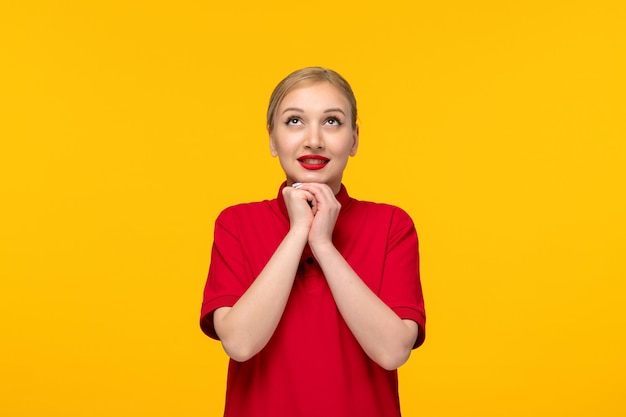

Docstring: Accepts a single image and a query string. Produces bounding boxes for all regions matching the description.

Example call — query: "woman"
[200,67,426,417]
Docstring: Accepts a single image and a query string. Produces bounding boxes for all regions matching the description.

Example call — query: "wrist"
[287,225,310,243]
[309,240,336,258]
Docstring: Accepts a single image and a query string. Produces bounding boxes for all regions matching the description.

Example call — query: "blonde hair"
[266,67,358,133]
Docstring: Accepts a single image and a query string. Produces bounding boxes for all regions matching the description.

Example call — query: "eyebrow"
[281,107,346,115]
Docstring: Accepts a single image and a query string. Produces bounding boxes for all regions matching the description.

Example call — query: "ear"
[349,124,359,156]
[268,127,278,157]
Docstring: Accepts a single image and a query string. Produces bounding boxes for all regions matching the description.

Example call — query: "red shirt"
[201,183,426,417]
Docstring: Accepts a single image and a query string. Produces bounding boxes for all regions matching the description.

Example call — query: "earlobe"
[269,135,278,157]
[350,125,359,156]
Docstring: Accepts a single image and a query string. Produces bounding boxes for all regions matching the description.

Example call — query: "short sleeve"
[379,208,426,348]
[199,208,251,339]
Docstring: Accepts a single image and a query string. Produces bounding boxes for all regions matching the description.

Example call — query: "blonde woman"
[200,67,426,417]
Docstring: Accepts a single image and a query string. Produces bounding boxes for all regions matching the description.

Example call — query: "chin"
[295,174,325,184]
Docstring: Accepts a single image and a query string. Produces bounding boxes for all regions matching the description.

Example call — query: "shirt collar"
[277,182,352,219]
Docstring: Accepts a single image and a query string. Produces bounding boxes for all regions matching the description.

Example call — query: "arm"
[304,183,419,370]
[311,243,418,370]
[213,186,314,362]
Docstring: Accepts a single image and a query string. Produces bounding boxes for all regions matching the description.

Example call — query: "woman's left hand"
[295,182,417,370]
[295,183,341,247]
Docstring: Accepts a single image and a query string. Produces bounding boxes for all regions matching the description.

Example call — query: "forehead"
[278,82,350,111]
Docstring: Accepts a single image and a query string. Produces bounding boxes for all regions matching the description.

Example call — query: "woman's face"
[269,82,359,194]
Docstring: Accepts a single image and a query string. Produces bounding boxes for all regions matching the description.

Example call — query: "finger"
[309,194,318,215]
[301,190,315,207]
[299,183,337,208]
[283,185,307,200]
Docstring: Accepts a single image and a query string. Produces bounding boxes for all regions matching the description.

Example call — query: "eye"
[325,117,343,126]
[285,117,302,126]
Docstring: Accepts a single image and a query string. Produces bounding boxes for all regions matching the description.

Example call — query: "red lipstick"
[297,155,329,170]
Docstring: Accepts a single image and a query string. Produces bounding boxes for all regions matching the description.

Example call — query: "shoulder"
[213,199,280,232]
[348,198,415,226]
[217,198,278,219]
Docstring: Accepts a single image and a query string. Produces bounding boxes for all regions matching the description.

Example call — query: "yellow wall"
[1,1,624,416]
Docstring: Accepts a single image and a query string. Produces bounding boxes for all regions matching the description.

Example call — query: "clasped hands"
[282,182,341,247]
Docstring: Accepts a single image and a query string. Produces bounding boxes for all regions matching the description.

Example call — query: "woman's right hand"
[282,185,315,234]
[214,185,312,362]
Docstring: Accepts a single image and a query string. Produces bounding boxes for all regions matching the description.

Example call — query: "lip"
[297,154,330,170]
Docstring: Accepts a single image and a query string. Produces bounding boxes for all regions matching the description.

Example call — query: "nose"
[304,125,324,149]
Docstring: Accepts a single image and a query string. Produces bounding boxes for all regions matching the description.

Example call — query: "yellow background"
[1,1,624,416]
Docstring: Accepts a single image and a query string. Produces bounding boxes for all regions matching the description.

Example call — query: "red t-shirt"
[200,183,426,417]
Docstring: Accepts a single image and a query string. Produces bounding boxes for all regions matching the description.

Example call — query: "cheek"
[272,139,296,157]
[332,135,356,154]
[275,132,303,149]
